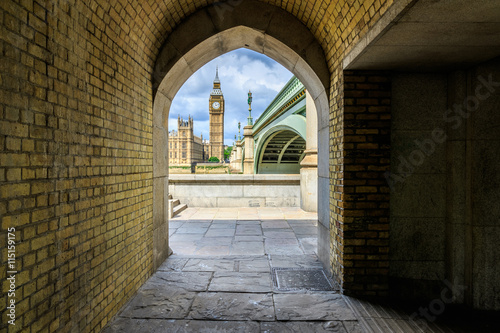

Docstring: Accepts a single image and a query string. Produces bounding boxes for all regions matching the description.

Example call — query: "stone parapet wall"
[168,175,300,207]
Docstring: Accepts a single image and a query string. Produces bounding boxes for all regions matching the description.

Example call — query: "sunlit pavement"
[169,207,318,256]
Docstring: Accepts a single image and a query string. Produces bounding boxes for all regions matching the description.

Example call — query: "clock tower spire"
[208,67,225,162]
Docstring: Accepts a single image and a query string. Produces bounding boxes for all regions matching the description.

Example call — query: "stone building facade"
[168,115,206,165]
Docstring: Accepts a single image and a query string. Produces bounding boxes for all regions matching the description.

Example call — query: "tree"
[224,146,233,160]
[208,156,220,162]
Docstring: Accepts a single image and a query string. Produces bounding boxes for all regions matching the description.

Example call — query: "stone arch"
[152,0,331,268]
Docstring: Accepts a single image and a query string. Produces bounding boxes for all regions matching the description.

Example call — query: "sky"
[168,48,294,146]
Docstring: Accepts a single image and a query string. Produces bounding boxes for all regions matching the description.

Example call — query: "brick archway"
[0,0,408,330]
[151,1,331,272]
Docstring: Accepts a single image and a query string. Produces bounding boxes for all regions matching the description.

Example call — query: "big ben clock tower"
[208,67,225,161]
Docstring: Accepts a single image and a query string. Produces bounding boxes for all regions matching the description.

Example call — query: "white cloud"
[169,48,293,145]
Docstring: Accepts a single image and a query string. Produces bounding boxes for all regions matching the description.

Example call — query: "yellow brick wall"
[1,0,155,332]
[1,0,394,331]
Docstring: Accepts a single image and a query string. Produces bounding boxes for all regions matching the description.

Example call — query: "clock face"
[212,101,220,109]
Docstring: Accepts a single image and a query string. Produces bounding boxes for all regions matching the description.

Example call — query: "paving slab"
[262,221,290,229]
[182,258,235,272]
[172,207,198,220]
[270,255,324,269]
[189,292,275,321]
[263,230,296,238]
[209,223,236,229]
[103,318,260,333]
[274,293,357,321]
[102,317,154,333]
[215,212,239,219]
[169,221,184,228]
[238,257,271,272]
[185,217,213,224]
[190,213,217,219]
[265,238,300,246]
[194,245,230,255]
[208,272,272,292]
[212,219,237,223]
[150,271,212,292]
[260,321,348,333]
[240,215,261,220]
[175,227,209,234]
[265,244,304,255]
[234,235,264,242]
[182,221,211,227]
[287,219,318,225]
[169,233,205,241]
[175,320,260,333]
[236,220,261,225]
[291,225,318,235]
[169,241,197,255]
[299,237,318,254]
[120,288,196,319]
[197,236,234,246]
[264,238,304,256]
[235,224,262,235]
[342,320,366,333]
[157,258,188,272]
[230,241,265,255]
[269,240,295,254]
[205,228,235,237]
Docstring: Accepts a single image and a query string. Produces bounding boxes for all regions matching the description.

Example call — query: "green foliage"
[208,156,220,162]
[169,166,191,169]
[200,165,225,170]
[224,146,233,160]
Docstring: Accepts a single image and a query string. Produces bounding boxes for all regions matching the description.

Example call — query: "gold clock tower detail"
[208,67,225,161]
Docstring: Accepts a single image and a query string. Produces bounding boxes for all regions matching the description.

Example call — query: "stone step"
[172,203,187,217]
[169,198,180,207]
[168,194,173,200]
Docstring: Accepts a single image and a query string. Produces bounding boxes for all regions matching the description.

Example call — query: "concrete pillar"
[300,91,318,212]
[229,147,235,167]
[232,140,242,173]
[152,92,171,270]
[243,125,254,174]
[236,140,242,161]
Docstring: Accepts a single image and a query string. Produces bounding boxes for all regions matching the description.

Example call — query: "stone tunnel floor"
[103,208,499,333]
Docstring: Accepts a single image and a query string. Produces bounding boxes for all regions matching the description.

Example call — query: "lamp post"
[247,90,253,126]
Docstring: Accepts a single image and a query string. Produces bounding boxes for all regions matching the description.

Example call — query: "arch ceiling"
[152,0,330,102]
[120,0,395,78]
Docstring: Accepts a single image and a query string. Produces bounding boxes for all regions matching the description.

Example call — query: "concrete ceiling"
[344,0,500,71]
